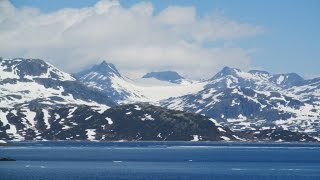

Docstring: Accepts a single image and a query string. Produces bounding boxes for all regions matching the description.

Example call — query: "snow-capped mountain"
[0,58,115,140]
[0,58,114,108]
[284,77,320,105]
[74,61,146,103]
[75,62,319,136]
[142,71,186,84]
[207,67,301,91]
[0,58,239,142]
[1,58,319,142]
[161,67,320,135]
[75,61,205,104]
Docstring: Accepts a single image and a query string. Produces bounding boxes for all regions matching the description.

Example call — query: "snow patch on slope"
[86,129,96,141]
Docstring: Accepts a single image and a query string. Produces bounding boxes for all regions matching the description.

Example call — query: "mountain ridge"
[1,57,319,142]
[161,66,320,135]
[75,61,205,103]
[73,62,320,136]
[142,71,185,84]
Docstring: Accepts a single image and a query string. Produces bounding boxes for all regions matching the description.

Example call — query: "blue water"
[1,141,320,180]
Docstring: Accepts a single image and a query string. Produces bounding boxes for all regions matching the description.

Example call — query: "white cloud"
[0,0,263,79]
[156,6,196,25]
[304,73,320,80]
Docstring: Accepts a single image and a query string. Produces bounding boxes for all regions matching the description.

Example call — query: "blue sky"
[7,0,320,78]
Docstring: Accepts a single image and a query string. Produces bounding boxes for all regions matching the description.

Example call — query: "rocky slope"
[0,103,235,141]
[1,103,317,142]
[0,58,114,108]
[161,67,320,135]
[0,58,114,140]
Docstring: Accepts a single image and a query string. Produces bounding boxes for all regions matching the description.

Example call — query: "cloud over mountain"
[0,0,263,79]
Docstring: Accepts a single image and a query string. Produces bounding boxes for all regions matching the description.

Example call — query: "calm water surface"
[1,141,320,180]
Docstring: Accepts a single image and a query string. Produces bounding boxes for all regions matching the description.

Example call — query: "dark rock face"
[0,158,16,161]
[100,104,231,141]
[270,73,304,87]
[0,103,317,142]
[0,58,69,80]
[0,104,317,142]
[1,58,48,78]
[0,104,235,141]
[242,129,318,142]
[142,71,184,83]
[0,120,10,140]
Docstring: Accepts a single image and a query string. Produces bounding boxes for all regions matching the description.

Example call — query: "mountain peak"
[271,73,304,87]
[95,60,121,77]
[0,58,74,81]
[211,66,241,79]
[142,71,184,83]
[100,60,108,65]
[75,60,121,78]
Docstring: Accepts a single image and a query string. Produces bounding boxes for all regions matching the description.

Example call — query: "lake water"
[1,141,320,180]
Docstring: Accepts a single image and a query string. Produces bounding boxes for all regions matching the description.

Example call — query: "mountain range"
[0,57,319,142]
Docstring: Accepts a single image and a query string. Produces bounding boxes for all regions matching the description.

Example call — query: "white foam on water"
[231,168,247,171]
